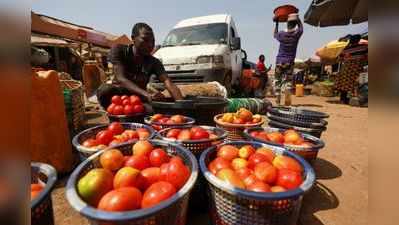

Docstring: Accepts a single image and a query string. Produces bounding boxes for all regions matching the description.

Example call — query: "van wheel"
[223,72,232,96]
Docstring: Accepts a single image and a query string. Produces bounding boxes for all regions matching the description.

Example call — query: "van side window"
[230,27,236,38]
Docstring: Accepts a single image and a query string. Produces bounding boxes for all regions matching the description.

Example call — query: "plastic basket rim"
[157,125,228,144]
[214,114,265,128]
[267,113,328,127]
[269,106,329,119]
[72,123,156,154]
[106,112,146,119]
[199,141,315,200]
[143,115,195,126]
[243,127,325,150]
[66,139,198,222]
[31,162,58,209]
[268,120,327,133]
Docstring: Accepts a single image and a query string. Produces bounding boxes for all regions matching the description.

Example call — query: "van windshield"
[163,23,227,47]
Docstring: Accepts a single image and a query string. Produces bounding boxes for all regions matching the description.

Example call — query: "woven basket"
[200,141,315,225]
[61,79,85,135]
[268,120,326,138]
[244,127,325,164]
[66,140,198,225]
[214,114,265,141]
[144,115,195,131]
[31,162,57,225]
[268,107,329,123]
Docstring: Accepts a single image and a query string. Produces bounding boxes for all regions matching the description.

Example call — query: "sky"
[32,0,367,64]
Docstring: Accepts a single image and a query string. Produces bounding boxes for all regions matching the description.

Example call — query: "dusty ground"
[51,95,368,225]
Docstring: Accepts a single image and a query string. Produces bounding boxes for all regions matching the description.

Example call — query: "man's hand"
[150,92,166,102]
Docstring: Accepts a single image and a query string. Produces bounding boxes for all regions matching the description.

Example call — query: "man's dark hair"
[259,54,265,60]
[131,23,153,38]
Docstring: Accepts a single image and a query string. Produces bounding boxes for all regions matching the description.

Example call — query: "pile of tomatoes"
[31,183,44,200]
[208,144,304,192]
[107,95,145,116]
[249,129,314,147]
[218,108,262,125]
[77,141,191,212]
[164,126,218,141]
[82,122,151,149]
[150,114,188,124]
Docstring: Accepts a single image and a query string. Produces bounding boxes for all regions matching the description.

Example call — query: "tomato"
[111,95,122,105]
[98,187,142,212]
[267,132,285,144]
[82,138,98,148]
[238,145,256,159]
[114,134,129,143]
[254,162,277,184]
[250,131,259,137]
[284,131,301,144]
[96,130,114,145]
[231,158,248,170]
[141,181,176,209]
[177,129,192,141]
[31,183,44,199]
[130,95,142,105]
[100,149,124,171]
[113,167,141,189]
[149,148,170,167]
[123,129,139,140]
[276,169,303,190]
[165,119,175,125]
[169,156,184,165]
[166,129,181,139]
[190,126,205,133]
[216,168,245,189]
[124,155,151,170]
[158,117,169,124]
[140,167,161,190]
[233,117,245,124]
[271,186,287,192]
[121,95,129,101]
[107,122,124,135]
[77,168,114,206]
[243,174,260,187]
[256,147,275,163]
[208,157,231,175]
[136,128,150,140]
[170,115,185,124]
[272,155,303,173]
[159,160,190,189]
[123,105,134,115]
[133,104,145,114]
[237,108,253,122]
[151,114,163,122]
[235,167,253,180]
[191,129,210,140]
[247,153,270,169]
[113,105,124,115]
[246,181,271,192]
[132,140,153,157]
[122,99,131,106]
[109,139,123,147]
[107,103,116,114]
[256,132,270,141]
[217,145,239,161]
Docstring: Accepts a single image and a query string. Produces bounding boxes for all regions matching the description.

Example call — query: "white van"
[152,14,244,93]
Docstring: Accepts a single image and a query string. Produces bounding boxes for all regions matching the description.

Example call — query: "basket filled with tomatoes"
[72,122,156,161]
[244,127,325,164]
[144,114,195,131]
[31,162,57,225]
[199,141,315,225]
[214,108,264,141]
[106,95,147,123]
[66,140,198,225]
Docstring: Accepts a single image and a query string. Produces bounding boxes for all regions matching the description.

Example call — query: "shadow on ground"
[313,158,343,180]
[299,182,340,225]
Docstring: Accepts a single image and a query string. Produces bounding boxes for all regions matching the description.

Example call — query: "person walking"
[255,54,271,98]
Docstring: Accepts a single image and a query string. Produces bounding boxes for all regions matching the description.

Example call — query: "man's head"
[131,23,155,56]
[259,54,265,62]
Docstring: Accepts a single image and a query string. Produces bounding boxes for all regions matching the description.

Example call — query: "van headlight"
[213,55,224,64]
[196,55,224,64]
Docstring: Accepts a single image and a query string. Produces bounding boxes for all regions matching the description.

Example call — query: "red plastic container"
[273,5,299,22]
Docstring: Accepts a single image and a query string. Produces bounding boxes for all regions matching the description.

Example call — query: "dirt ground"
[51,95,368,225]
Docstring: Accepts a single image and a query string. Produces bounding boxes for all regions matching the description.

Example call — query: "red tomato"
[100,149,125,171]
[272,155,303,173]
[256,147,276,163]
[190,126,205,133]
[113,105,124,115]
[123,130,139,140]
[235,167,253,180]
[249,131,259,137]
[122,99,131,106]
[107,122,124,135]
[276,169,303,190]
[149,148,170,167]
[208,157,231,175]
[246,181,271,192]
[233,118,245,124]
[243,174,260,187]
[132,140,153,157]
[121,95,129,101]
[124,105,135,115]
[271,186,287,192]
[247,153,270,169]
[137,128,151,140]
[82,138,98,148]
[31,183,44,199]
[256,132,270,141]
[166,129,181,139]
[254,162,277,184]
[109,139,123,147]
[111,95,122,105]
[130,95,142,105]
[113,167,141,189]
[96,130,114,145]
[151,114,163,122]
[216,168,245,189]
[139,167,161,190]
[169,156,184,165]
[177,129,192,141]
[267,132,285,144]
[217,145,239,161]
[124,155,151,170]
[191,129,210,140]
[158,118,169,124]
[170,115,185,124]
[107,103,116,114]
[141,181,176,209]
[165,119,175,125]
[98,187,142,212]
[159,160,190,189]
[133,104,145,114]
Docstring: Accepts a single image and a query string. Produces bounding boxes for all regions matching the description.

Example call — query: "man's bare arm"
[114,64,152,101]
[159,74,183,100]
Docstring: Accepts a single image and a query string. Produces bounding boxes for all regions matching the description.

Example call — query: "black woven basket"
[72,123,156,162]
[144,115,195,131]
[31,162,57,225]
[268,120,326,138]
[66,140,198,225]
[267,113,328,129]
[243,127,325,164]
[200,141,315,225]
[107,112,146,123]
[151,96,228,126]
[268,107,329,123]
